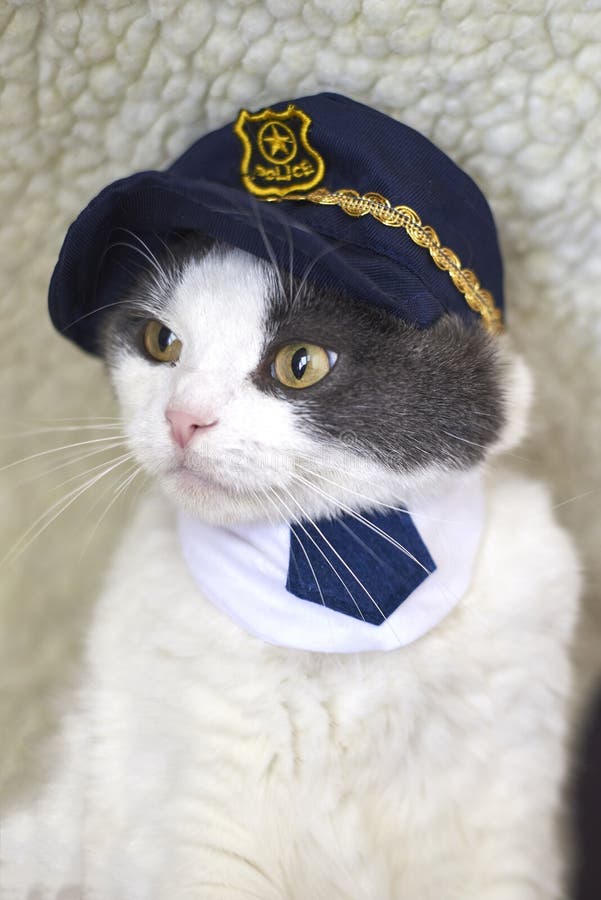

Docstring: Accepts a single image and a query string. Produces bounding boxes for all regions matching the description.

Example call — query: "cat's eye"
[143,319,182,363]
[271,342,336,389]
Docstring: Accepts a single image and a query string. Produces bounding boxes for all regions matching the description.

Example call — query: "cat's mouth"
[166,461,238,495]
[165,456,282,499]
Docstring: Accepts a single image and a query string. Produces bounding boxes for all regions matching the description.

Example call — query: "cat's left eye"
[271,342,337,389]
[143,319,182,363]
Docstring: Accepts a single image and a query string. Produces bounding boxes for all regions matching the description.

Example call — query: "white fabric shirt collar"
[177,472,484,653]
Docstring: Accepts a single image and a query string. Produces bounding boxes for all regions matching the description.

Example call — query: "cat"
[0,232,581,899]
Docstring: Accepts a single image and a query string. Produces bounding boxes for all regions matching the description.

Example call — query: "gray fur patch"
[258,280,505,472]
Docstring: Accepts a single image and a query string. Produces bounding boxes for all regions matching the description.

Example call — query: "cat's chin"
[159,465,282,525]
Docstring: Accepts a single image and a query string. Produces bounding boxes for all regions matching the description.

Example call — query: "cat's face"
[101,237,529,526]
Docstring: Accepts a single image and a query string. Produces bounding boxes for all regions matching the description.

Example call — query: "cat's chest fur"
[14,464,575,899]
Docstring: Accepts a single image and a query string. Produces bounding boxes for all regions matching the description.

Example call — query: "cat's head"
[100,234,531,526]
[48,94,527,526]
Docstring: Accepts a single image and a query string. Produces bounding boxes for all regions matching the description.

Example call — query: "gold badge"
[234,104,325,198]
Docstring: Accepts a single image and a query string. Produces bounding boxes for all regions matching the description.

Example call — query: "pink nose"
[166,408,219,449]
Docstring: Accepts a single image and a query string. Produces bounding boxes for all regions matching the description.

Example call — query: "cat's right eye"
[143,319,182,363]
[271,342,336,389]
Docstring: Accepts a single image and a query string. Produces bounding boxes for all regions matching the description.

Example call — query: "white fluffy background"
[1,0,600,794]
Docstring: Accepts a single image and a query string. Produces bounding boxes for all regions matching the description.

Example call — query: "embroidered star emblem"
[261,123,295,158]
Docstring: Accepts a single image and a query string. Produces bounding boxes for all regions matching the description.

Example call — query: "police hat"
[49,93,504,355]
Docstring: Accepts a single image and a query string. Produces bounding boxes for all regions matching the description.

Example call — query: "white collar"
[177,472,484,654]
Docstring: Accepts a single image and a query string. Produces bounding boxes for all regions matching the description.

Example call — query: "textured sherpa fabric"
[0,0,599,804]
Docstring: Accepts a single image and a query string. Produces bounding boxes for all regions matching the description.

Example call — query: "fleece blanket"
[1,0,600,792]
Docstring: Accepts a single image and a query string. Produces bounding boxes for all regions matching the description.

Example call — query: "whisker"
[1,424,124,440]
[152,232,178,269]
[285,220,294,312]
[279,483,403,635]
[260,487,339,653]
[105,241,166,297]
[80,463,142,558]
[1,454,135,568]
[61,299,132,333]
[271,487,367,623]
[1,415,123,426]
[335,517,397,574]
[281,483,411,643]
[440,429,532,463]
[290,471,457,616]
[83,457,138,519]
[288,476,458,644]
[294,460,462,526]
[1,442,130,494]
[289,471,432,578]
[259,488,328,611]
[553,488,599,510]
[51,450,135,494]
[115,228,167,277]
[291,241,343,309]
[0,435,128,474]
[126,469,150,514]
[250,202,289,302]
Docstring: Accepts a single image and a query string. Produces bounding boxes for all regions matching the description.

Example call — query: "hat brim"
[49,170,450,355]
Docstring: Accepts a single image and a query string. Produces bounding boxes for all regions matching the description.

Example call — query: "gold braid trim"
[272,187,503,334]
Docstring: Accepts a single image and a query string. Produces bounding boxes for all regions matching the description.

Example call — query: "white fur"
[0,254,581,898]
[0,469,580,898]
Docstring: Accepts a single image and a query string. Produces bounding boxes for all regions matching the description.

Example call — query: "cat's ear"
[492,338,533,455]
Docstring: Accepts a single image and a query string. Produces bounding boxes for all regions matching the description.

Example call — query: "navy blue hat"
[49,93,504,355]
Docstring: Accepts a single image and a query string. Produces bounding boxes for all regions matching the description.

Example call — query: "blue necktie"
[287,509,436,625]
